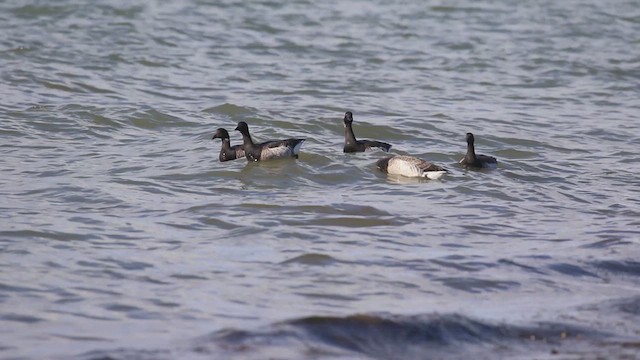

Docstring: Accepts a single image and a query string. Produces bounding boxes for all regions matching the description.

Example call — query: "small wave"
[0,313,44,323]
[125,107,195,129]
[9,4,77,18]
[435,277,519,293]
[98,258,154,271]
[593,260,640,278]
[281,253,340,266]
[588,296,640,318]
[78,349,170,360]
[203,103,256,116]
[191,313,606,360]
[74,313,609,359]
[547,263,598,278]
[614,297,640,317]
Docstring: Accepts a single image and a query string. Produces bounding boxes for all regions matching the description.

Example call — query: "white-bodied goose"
[377,155,448,179]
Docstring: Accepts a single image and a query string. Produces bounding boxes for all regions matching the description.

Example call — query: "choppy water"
[1,0,640,359]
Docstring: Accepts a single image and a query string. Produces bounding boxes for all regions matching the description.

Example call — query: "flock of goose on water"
[212,111,497,179]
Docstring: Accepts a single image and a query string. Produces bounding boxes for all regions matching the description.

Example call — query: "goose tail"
[423,171,447,180]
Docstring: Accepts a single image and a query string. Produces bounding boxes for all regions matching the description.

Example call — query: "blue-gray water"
[1,1,640,359]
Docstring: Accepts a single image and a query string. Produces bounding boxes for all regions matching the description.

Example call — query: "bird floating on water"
[212,128,245,162]
[343,111,392,153]
[377,155,448,179]
[235,121,305,162]
[459,132,497,169]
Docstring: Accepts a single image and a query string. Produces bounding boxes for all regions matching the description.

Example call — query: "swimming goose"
[459,132,497,169]
[234,121,305,162]
[212,128,245,162]
[377,155,448,179]
[343,111,392,153]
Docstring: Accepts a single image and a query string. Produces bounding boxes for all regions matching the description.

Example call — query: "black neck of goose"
[220,138,232,151]
[465,141,477,162]
[344,122,357,144]
[240,132,255,149]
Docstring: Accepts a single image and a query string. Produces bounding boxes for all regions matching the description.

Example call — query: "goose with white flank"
[377,155,448,180]
[235,121,305,162]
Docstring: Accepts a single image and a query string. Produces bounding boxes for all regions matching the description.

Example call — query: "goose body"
[212,128,245,162]
[235,121,305,162]
[343,111,392,153]
[459,132,497,169]
[377,155,448,179]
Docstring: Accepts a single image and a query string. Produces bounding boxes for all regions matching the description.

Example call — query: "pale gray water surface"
[1,0,640,359]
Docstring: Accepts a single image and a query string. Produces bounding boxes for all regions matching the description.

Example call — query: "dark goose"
[459,132,497,169]
[343,111,392,153]
[377,155,448,179]
[212,128,245,162]
[235,121,305,162]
